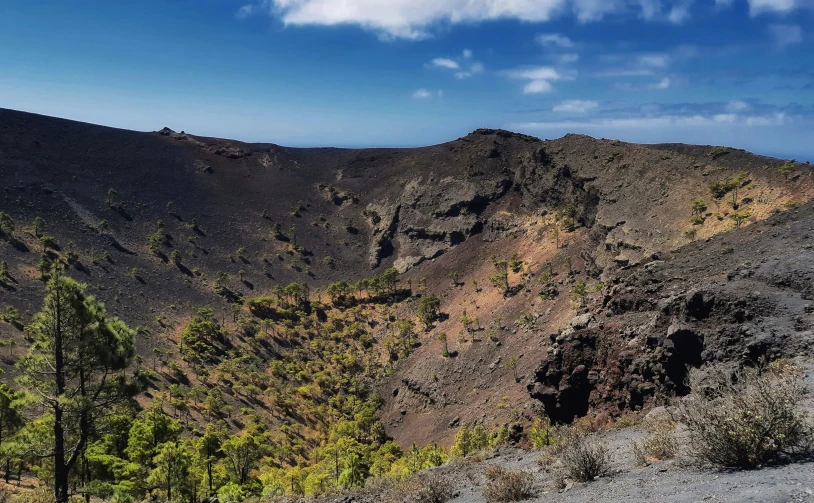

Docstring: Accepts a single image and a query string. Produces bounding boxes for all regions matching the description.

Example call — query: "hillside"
[1,108,813,500]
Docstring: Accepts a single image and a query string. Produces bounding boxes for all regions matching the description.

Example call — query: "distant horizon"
[3,105,809,162]
[2,1,812,163]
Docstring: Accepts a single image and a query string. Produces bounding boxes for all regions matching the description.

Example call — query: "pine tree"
[17,266,140,503]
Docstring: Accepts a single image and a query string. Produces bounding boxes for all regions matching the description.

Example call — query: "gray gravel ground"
[312,365,814,503]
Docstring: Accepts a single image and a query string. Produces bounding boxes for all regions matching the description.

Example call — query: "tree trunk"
[54,287,69,503]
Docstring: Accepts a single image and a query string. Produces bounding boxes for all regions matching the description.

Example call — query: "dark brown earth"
[1,107,813,451]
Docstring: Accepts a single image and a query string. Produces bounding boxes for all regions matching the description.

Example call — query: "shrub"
[417,295,441,328]
[483,467,534,503]
[559,430,610,482]
[709,146,730,159]
[679,364,813,469]
[0,212,14,239]
[39,235,58,249]
[409,476,455,503]
[528,417,556,448]
[631,426,677,466]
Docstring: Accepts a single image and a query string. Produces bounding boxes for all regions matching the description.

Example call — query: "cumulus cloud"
[768,23,803,47]
[553,99,599,113]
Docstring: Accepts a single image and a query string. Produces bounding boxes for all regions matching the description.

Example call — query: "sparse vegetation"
[489,256,510,296]
[483,467,534,503]
[559,430,610,482]
[417,294,441,329]
[778,160,796,182]
[680,363,813,469]
[709,146,730,159]
[0,212,15,240]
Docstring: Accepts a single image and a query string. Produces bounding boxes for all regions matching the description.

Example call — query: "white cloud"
[236,4,257,19]
[768,23,803,47]
[536,33,575,48]
[431,58,459,69]
[637,0,663,19]
[726,100,751,112]
[413,88,444,99]
[463,49,473,59]
[667,1,693,23]
[455,62,485,79]
[558,53,580,63]
[508,66,565,80]
[638,54,670,67]
[524,80,555,94]
[510,112,788,130]
[600,69,656,77]
[249,0,706,39]
[553,99,599,113]
[650,77,671,89]
[749,0,805,15]
[745,113,786,126]
[506,65,573,93]
[712,113,737,123]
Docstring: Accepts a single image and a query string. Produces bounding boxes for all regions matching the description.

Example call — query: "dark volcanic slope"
[2,107,813,446]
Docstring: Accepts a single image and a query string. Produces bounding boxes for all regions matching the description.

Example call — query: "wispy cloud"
[768,23,803,47]
[536,33,575,48]
[726,100,751,112]
[456,62,485,79]
[553,100,599,113]
[235,4,257,19]
[524,80,554,94]
[431,58,459,69]
[667,1,694,24]
[429,52,484,79]
[413,89,432,99]
[749,0,812,15]
[506,66,574,94]
[638,54,670,68]
[510,112,787,131]
[650,77,671,89]
[558,53,580,64]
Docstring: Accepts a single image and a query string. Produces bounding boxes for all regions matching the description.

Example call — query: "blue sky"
[1,0,812,158]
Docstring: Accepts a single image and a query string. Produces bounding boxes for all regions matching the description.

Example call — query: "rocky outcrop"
[526,276,790,421]
[367,176,511,270]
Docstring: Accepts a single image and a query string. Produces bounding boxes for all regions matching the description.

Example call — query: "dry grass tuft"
[483,467,535,503]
